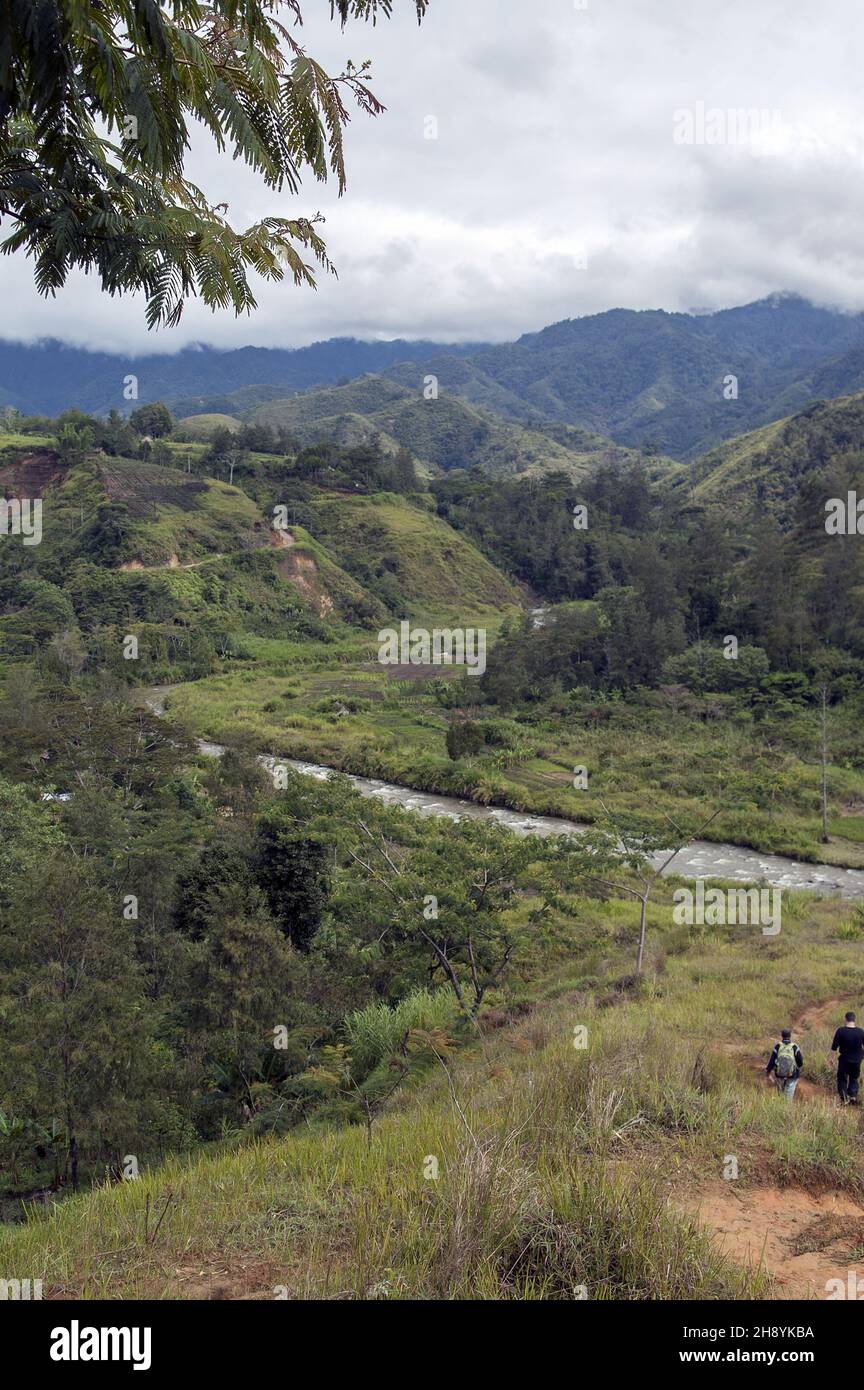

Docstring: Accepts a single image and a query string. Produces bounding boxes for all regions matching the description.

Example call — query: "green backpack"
[776,1041,797,1079]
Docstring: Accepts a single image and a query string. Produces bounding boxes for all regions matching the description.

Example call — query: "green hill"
[175,413,243,441]
[0,452,391,678]
[96,457,273,565]
[0,448,522,682]
[305,491,522,616]
[0,452,272,566]
[247,374,652,480]
[690,391,864,522]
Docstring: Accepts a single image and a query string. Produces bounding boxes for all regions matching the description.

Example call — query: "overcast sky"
[3,0,864,354]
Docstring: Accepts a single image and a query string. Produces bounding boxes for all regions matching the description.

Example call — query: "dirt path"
[681,1184,864,1299]
[118,528,292,575]
[120,552,225,573]
[720,997,845,1106]
[682,997,864,1298]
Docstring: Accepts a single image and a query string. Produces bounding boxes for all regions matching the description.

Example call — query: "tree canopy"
[0,1,428,326]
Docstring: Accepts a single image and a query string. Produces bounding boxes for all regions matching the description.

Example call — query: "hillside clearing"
[3,888,862,1300]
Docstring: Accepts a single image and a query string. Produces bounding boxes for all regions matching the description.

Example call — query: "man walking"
[766,1027,804,1099]
[830,1011,864,1105]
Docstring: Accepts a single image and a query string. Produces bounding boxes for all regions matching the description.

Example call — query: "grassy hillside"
[3,879,862,1299]
[0,430,54,458]
[247,374,650,480]
[689,417,788,504]
[108,526,386,635]
[0,451,394,680]
[98,459,272,566]
[0,452,271,566]
[691,391,864,521]
[305,491,522,616]
[175,413,243,441]
[0,446,525,688]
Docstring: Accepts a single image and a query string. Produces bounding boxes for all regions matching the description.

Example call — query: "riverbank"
[180,721,864,902]
[138,662,864,873]
[264,752,864,902]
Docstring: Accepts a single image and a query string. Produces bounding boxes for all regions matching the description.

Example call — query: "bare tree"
[584,803,723,974]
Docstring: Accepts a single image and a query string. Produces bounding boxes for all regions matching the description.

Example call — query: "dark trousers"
[837,1057,861,1102]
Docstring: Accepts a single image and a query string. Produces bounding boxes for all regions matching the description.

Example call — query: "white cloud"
[2,0,864,353]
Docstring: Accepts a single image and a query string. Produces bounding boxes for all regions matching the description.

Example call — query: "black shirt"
[831,1026,864,1062]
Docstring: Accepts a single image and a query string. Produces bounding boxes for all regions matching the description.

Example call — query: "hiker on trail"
[766,1028,803,1099]
[830,1011,864,1105]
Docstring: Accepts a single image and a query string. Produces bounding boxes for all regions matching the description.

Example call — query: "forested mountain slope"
[381,295,864,458]
[691,390,864,523]
[245,374,652,479]
[7,296,864,462]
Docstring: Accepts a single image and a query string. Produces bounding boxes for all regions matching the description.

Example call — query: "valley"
[2,301,864,1309]
[5,0,864,1342]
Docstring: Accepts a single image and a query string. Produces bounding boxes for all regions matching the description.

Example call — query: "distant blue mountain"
[6,295,864,458]
[0,336,484,417]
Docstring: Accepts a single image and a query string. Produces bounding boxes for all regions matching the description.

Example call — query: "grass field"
[0,432,54,451]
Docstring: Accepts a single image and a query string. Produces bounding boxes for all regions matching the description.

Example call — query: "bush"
[446,719,485,761]
[345,988,457,1079]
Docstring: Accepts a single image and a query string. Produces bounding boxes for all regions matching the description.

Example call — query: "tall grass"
[1,891,861,1298]
[345,987,458,1077]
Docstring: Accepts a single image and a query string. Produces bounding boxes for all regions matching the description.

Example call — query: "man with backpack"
[766,1028,804,1099]
[830,1010,864,1105]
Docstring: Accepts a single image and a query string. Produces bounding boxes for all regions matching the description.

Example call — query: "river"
[192,738,864,901]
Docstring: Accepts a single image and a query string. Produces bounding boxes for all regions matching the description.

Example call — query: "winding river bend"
[194,738,864,902]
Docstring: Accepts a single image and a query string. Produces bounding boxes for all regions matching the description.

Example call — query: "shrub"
[345,988,457,1078]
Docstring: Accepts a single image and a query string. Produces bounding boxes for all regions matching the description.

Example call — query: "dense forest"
[432,457,864,699]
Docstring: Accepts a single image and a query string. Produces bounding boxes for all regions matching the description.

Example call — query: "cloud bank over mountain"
[2,0,864,353]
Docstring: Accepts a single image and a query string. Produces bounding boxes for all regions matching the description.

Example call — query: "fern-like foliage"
[0,1,429,325]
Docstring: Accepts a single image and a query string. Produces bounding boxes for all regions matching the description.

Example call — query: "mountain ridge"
[0,336,484,418]
[7,296,864,461]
